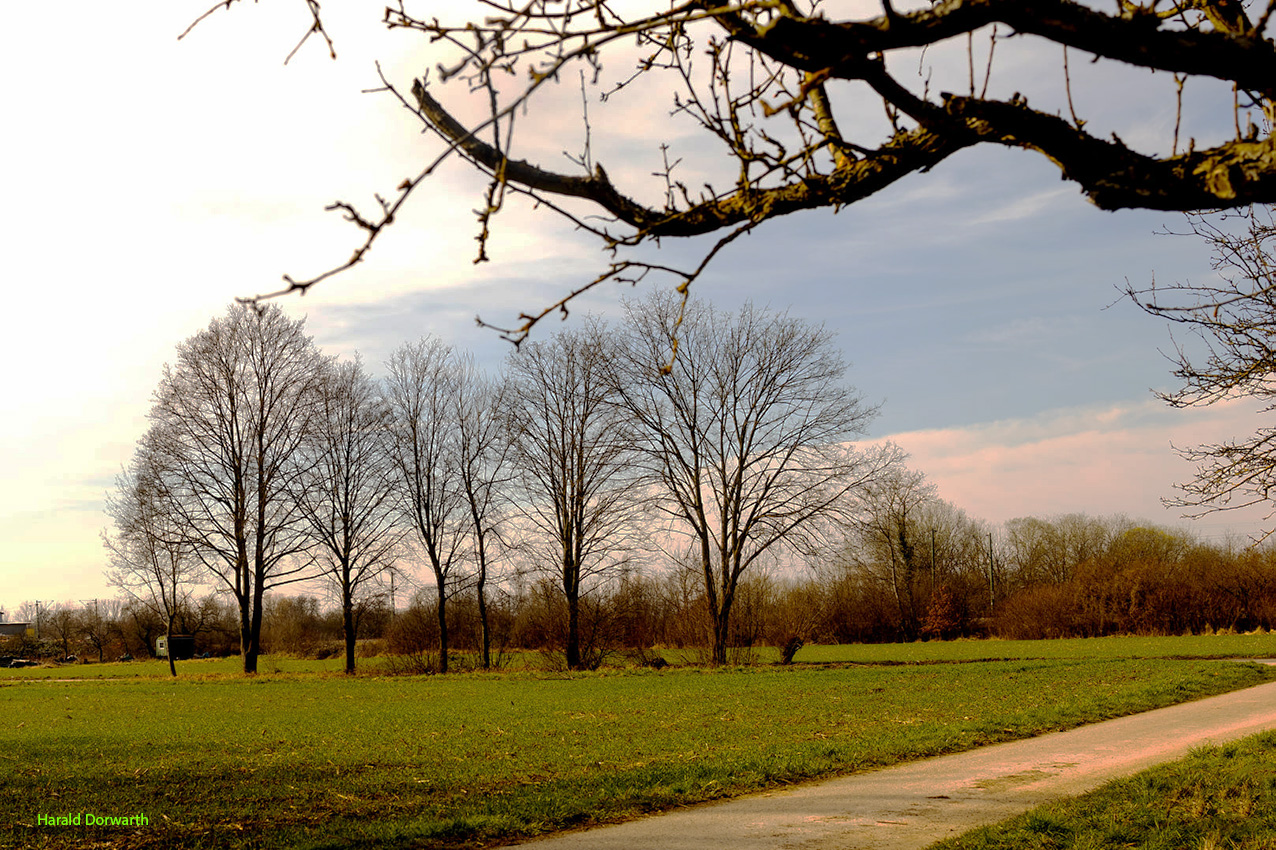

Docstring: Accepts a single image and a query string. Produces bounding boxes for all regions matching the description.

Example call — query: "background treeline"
[15,298,1274,673]
[11,513,1276,667]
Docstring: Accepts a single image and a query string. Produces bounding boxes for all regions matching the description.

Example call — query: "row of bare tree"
[24,508,1276,667]
[102,293,906,673]
[23,506,1276,668]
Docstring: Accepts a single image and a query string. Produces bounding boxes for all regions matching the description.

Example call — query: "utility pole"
[389,569,397,621]
[930,528,937,596]
[987,532,996,611]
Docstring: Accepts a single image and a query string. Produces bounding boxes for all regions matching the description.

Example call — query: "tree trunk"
[435,574,449,674]
[565,589,582,670]
[711,592,735,666]
[238,594,255,674]
[342,572,357,674]
[476,574,490,670]
[711,618,727,666]
[343,602,356,675]
[165,614,177,678]
[246,569,265,675]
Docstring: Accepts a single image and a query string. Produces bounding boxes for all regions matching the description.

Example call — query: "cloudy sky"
[2,0,1271,616]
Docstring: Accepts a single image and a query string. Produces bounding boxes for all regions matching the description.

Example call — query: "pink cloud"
[875,397,1276,538]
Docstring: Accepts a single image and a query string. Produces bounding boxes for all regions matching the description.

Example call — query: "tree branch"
[416,78,970,237]
[741,0,1275,99]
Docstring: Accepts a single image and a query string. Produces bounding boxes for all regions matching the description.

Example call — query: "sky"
[2,0,1273,617]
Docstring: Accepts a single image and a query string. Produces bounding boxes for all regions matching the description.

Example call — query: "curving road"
[516,672,1276,850]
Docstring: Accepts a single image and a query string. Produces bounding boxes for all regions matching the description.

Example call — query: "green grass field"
[2,636,1274,849]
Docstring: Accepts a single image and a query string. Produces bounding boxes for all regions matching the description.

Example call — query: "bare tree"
[77,598,124,665]
[12,601,40,633]
[146,304,325,674]
[42,603,81,661]
[613,295,898,663]
[853,465,939,641]
[296,358,402,673]
[502,322,641,670]
[104,446,201,676]
[118,599,165,659]
[384,338,469,673]
[903,498,995,636]
[1003,513,1119,587]
[1003,516,1071,590]
[453,356,513,669]
[188,2,1276,335]
[1131,205,1276,537]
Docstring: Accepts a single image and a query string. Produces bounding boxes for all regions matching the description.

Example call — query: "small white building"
[0,611,32,638]
[156,635,196,659]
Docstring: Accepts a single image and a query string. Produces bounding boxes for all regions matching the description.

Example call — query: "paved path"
[516,677,1276,850]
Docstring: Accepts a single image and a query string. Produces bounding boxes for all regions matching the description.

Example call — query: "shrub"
[993,584,1081,640]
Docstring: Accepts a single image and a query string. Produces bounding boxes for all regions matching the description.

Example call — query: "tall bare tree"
[853,465,938,641]
[77,599,123,665]
[104,444,200,676]
[1003,513,1117,587]
[1131,205,1276,537]
[189,3,1276,333]
[503,322,641,670]
[296,358,402,674]
[384,338,468,673]
[146,304,324,674]
[453,356,513,669]
[41,603,81,661]
[614,294,900,663]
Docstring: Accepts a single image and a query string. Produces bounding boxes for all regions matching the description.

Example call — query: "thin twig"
[1173,73,1185,155]
[980,24,998,100]
[1063,45,1085,129]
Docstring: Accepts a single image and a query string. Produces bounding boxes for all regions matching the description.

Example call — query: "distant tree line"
[13,510,1276,668]
[3,595,241,664]
[820,510,1276,643]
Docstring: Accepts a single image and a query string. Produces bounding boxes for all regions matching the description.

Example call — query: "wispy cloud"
[876,396,1275,537]
[966,188,1076,227]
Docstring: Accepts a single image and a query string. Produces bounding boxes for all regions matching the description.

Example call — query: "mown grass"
[5,632,1275,681]
[934,730,1276,850]
[2,656,1272,849]
[0,656,357,679]
[0,651,549,680]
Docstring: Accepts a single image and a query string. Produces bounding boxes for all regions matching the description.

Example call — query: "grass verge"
[1,658,1271,849]
[933,729,1276,850]
[787,633,1276,665]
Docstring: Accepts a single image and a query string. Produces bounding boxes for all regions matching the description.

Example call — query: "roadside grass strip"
[788,633,1276,664]
[933,729,1276,850]
[2,658,1271,849]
